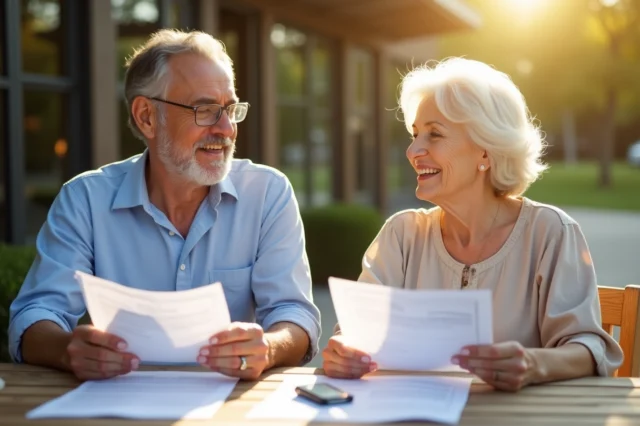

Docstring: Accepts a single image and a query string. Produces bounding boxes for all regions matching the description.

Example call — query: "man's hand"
[66,325,139,380]
[198,322,270,380]
[452,341,538,392]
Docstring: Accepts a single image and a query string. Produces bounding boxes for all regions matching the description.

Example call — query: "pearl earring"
[479,165,486,171]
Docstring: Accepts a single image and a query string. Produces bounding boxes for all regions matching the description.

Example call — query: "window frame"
[2,0,91,244]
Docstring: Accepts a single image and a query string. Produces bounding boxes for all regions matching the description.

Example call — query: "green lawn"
[524,162,640,212]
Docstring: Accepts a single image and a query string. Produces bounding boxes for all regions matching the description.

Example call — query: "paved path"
[564,208,640,287]
[308,207,640,367]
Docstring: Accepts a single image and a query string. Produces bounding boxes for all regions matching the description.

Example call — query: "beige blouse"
[358,197,623,376]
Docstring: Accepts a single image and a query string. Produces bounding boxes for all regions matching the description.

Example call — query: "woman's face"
[406,96,488,204]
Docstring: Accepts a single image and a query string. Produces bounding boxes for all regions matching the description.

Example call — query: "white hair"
[124,29,235,144]
[399,57,548,197]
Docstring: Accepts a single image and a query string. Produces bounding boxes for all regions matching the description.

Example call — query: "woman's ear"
[131,97,158,140]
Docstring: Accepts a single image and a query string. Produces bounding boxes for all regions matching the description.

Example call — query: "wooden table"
[2,363,640,425]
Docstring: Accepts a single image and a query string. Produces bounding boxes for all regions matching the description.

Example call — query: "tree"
[587,0,640,186]
[437,0,640,186]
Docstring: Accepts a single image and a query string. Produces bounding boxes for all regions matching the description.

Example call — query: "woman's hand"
[322,335,377,379]
[451,341,539,392]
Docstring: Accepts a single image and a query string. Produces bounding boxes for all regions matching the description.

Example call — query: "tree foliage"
[437,0,640,180]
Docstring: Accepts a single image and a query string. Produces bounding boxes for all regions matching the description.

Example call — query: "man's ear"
[131,97,159,139]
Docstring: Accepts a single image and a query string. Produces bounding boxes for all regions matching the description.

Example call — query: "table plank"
[3,363,640,425]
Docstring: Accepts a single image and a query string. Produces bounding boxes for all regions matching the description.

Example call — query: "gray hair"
[124,29,234,144]
[399,57,548,197]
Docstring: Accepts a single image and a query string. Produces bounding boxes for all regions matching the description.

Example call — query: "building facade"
[0,0,478,244]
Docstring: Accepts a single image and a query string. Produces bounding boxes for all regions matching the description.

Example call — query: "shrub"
[301,204,383,285]
[0,244,36,362]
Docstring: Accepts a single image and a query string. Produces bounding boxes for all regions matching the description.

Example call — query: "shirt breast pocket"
[209,265,254,322]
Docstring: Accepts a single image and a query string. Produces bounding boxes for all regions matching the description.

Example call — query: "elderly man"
[8,29,320,381]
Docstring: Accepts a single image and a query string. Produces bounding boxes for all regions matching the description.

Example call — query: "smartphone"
[295,383,353,405]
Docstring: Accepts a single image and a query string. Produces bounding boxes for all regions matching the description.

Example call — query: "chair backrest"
[598,285,640,377]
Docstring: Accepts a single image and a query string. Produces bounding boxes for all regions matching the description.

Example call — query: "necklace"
[442,201,502,288]
[473,200,501,265]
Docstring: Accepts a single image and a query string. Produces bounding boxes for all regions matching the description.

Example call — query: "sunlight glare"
[504,0,551,14]
[600,0,620,6]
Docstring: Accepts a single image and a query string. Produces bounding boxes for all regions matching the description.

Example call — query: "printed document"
[328,277,493,371]
[75,271,231,364]
[26,371,238,420]
[247,374,472,424]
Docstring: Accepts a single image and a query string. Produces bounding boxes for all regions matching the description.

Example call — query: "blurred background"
[0,0,639,365]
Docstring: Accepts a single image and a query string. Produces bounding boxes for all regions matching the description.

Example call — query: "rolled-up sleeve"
[537,222,623,376]
[358,216,405,287]
[8,183,93,362]
[251,173,321,365]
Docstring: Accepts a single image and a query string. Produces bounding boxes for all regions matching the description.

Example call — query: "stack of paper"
[74,271,231,364]
[328,277,493,371]
[247,374,472,425]
[26,371,238,420]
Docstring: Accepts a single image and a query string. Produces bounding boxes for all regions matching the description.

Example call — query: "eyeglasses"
[150,97,250,126]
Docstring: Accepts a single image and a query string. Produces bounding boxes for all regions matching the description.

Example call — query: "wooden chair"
[598,285,640,377]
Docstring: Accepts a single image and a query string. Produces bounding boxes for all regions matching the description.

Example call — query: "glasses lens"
[228,103,249,123]
[195,105,222,126]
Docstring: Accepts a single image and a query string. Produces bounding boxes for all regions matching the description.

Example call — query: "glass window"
[273,24,307,98]
[0,91,6,241]
[220,31,239,66]
[112,0,161,81]
[167,0,194,29]
[119,98,146,160]
[348,48,375,206]
[311,39,332,207]
[352,49,372,110]
[21,0,66,76]
[24,91,67,243]
[353,122,375,206]
[310,114,331,206]
[278,106,307,202]
[385,61,416,202]
[113,0,161,159]
[312,40,331,109]
[274,25,335,207]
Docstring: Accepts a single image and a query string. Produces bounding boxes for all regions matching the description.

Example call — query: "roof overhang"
[235,0,480,44]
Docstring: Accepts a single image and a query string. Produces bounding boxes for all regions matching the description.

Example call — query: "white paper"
[26,371,238,420]
[75,271,231,364]
[247,374,472,424]
[328,277,493,371]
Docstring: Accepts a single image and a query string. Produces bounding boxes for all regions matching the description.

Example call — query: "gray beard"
[157,130,235,186]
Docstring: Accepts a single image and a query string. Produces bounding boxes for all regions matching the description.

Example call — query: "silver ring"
[239,356,248,371]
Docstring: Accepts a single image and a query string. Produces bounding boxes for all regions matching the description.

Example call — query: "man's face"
[154,53,238,186]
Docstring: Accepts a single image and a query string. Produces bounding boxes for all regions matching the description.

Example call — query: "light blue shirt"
[9,151,321,363]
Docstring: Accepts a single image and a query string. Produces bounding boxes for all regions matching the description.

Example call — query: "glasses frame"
[149,97,250,126]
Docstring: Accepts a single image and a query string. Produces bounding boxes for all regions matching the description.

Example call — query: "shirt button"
[180,264,186,271]
[169,231,175,236]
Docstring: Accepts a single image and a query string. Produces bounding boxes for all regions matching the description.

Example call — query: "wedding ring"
[239,356,248,371]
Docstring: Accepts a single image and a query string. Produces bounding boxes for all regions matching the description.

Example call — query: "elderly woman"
[322,58,623,391]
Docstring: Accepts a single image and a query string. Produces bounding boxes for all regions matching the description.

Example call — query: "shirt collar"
[112,150,239,211]
[216,173,238,201]
[111,151,150,210]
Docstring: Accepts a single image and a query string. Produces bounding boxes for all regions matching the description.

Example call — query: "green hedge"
[302,204,383,285]
[0,244,37,362]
